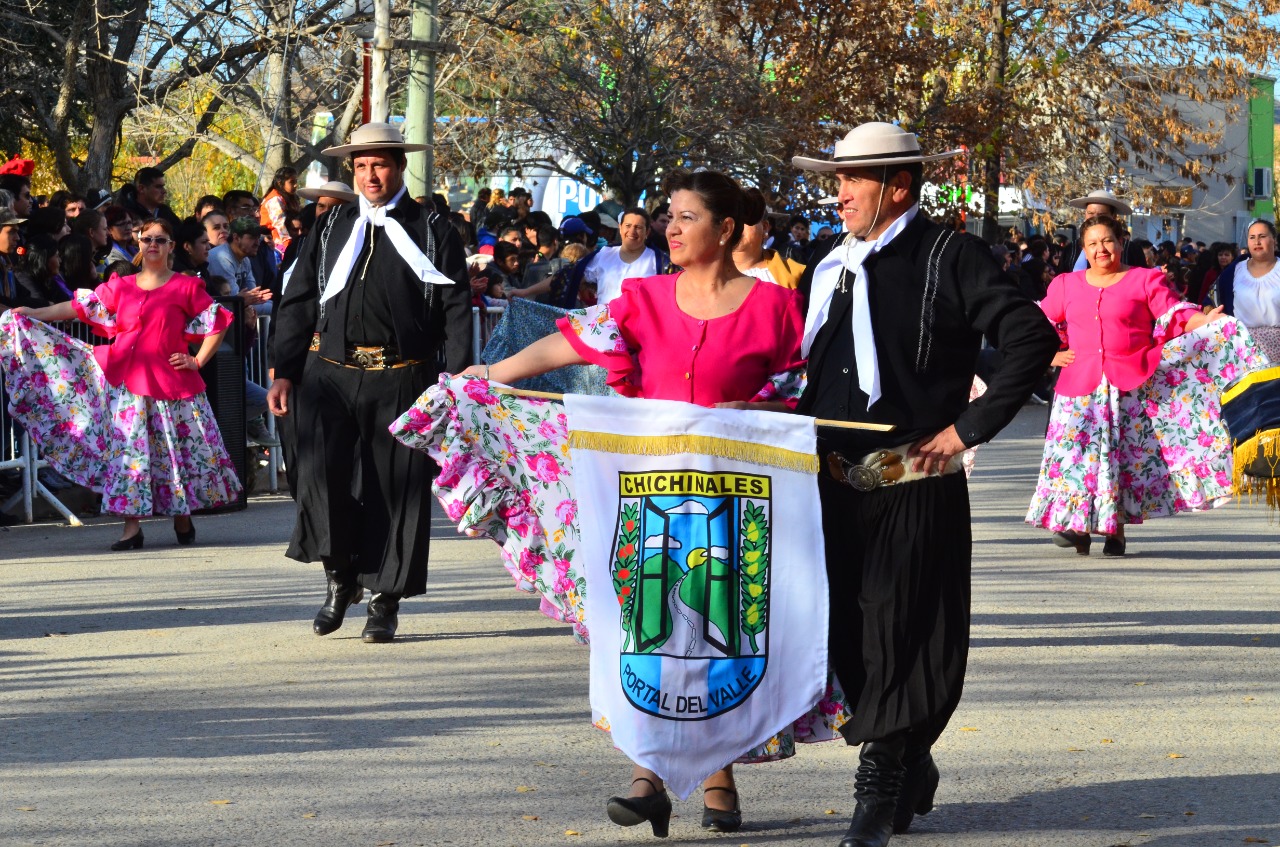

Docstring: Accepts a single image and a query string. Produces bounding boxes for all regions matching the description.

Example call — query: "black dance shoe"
[1103,534,1126,557]
[313,570,364,636]
[701,785,742,832]
[606,778,672,838]
[110,530,144,551]
[361,593,401,643]
[174,520,196,546]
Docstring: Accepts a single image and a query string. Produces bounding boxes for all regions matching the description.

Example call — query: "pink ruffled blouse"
[556,273,806,406]
[73,273,233,400]
[1041,267,1193,397]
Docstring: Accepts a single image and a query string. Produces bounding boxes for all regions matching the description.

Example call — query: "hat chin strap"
[857,166,890,241]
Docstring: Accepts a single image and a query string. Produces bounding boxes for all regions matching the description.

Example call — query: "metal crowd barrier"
[472,303,505,362]
[2,306,509,523]
[244,313,279,493]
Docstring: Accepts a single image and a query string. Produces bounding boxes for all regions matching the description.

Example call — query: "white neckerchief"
[320,185,454,303]
[802,204,917,410]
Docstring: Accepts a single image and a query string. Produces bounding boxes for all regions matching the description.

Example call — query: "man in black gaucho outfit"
[269,122,472,643]
[792,123,1059,847]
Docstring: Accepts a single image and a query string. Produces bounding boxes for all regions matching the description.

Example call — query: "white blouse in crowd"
[741,264,778,284]
[1234,261,1280,328]
[582,246,658,305]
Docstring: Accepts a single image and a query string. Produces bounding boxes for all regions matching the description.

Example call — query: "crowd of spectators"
[2,152,1272,484]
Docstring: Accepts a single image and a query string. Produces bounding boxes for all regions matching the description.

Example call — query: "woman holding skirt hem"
[1026,215,1263,556]
[394,171,846,836]
[0,218,240,548]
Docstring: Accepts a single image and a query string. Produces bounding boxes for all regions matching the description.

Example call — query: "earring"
[720,240,726,245]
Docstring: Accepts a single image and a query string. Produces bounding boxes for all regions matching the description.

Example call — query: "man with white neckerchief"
[793,123,1058,847]
[269,122,472,644]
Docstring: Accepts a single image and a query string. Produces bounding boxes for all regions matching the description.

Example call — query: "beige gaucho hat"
[296,180,358,203]
[323,121,428,157]
[792,122,963,172]
[1067,189,1133,216]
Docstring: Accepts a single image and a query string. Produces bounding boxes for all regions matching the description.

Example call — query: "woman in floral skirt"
[1026,215,1263,556]
[394,170,842,836]
[0,219,241,549]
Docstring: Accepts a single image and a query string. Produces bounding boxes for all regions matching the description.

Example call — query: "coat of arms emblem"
[609,470,771,720]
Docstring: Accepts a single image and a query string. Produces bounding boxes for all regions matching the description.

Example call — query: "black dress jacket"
[797,214,1059,454]
[272,196,473,383]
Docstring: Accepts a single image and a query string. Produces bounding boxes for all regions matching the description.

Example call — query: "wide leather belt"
[824,443,963,492]
[310,333,422,370]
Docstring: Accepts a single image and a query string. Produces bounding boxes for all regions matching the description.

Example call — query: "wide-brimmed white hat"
[1067,189,1133,216]
[323,122,428,157]
[296,180,358,203]
[792,122,963,172]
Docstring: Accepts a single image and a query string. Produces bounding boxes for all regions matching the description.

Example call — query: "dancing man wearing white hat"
[269,122,473,643]
[792,123,1059,847]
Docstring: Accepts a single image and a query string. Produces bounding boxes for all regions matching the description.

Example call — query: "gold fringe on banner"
[569,430,820,475]
[1221,365,1280,405]
[1232,429,1280,517]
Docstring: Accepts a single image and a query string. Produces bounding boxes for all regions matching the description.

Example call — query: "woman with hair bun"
[467,169,806,408]
[399,169,843,836]
[1026,215,1261,557]
[732,187,807,288]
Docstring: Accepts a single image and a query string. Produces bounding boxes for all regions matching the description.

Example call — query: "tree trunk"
[980,0,1008,243]
[257,0,296,193]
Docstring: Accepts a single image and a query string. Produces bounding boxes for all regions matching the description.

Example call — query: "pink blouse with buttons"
[556,273,807,406]
[1040,267,1194,397]
[72,272,233,401]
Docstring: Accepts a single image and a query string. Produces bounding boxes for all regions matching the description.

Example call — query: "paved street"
[2,405,1278,847]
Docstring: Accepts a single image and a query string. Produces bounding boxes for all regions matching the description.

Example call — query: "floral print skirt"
[0,313,241,517]
[390,374,851,761]
[1026,317,1265,534]
[1247,324,1280,364]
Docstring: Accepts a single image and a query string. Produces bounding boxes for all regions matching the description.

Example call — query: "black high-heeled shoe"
[110,530,144,551]
[175,519,196,546]
[701,785,742,832]
[606,777,672,838]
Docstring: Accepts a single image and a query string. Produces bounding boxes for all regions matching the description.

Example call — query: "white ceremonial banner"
[565,394,829,799]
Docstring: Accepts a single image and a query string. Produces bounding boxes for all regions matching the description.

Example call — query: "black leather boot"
[838,737,906,847]
[362,593,401,643]
[313,569,364,636]
[892,743,939,833]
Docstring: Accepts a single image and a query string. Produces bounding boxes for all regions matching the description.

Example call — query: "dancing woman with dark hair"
[0,218,241,548]
[1027,215,1261,557]
[406,169,844,836]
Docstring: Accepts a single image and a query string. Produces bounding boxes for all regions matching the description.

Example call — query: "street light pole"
[405,0,439,198]
[370,0,391,122]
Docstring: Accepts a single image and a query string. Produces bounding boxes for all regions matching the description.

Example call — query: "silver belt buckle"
[845,450,890,492]
[352,349,378,368]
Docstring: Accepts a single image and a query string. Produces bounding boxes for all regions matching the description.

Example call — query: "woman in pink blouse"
[1,219,241,548]
[469,177,804,408]
[460,170,807,835]
[1025,215,1260,556]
